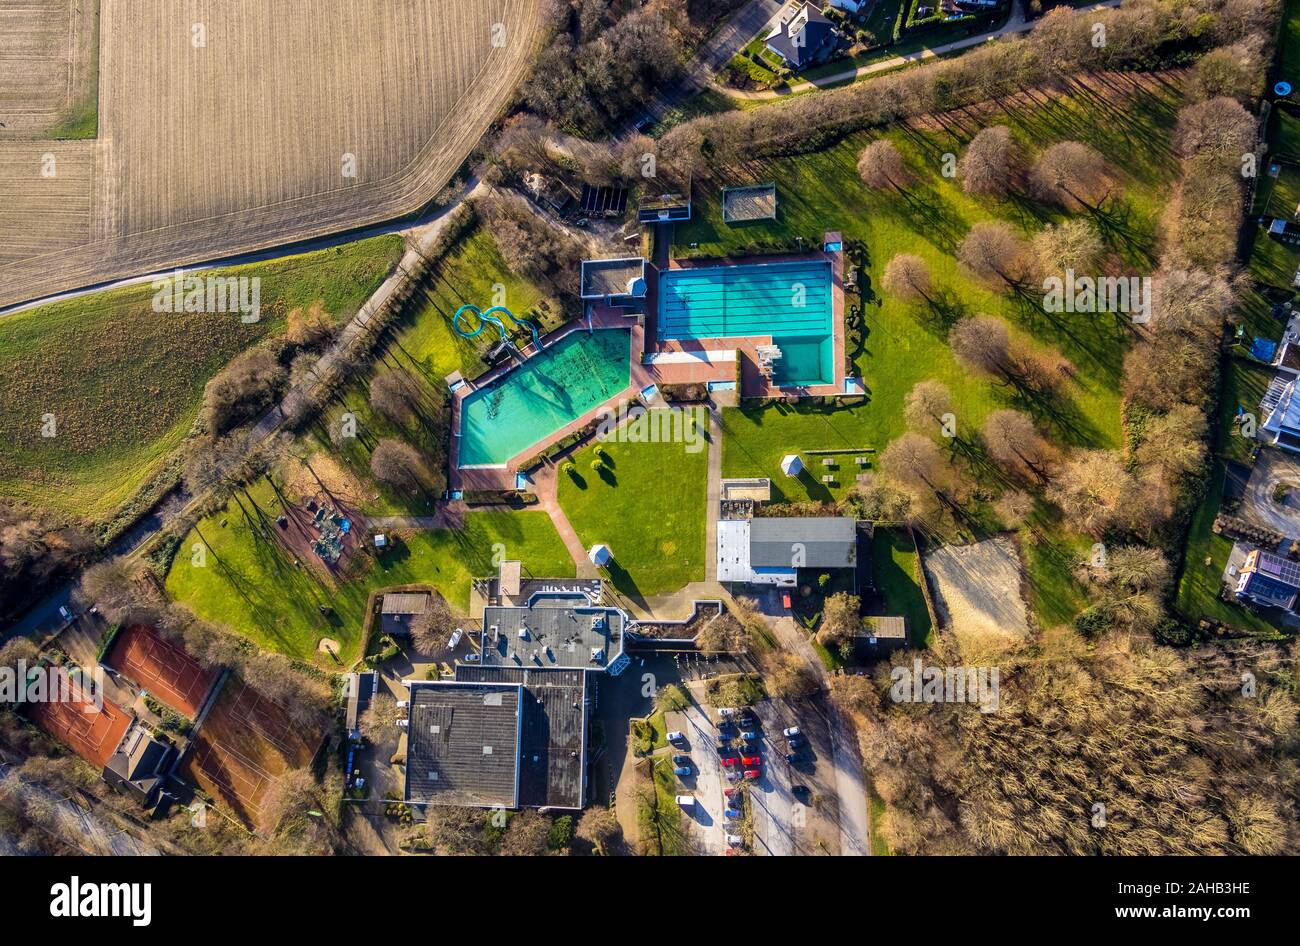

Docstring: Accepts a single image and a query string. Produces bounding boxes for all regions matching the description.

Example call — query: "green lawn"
[165,477,574,665]
[398,224,559,384]
[721,401,879,504]
[0,236,403,520]
[556,414,709,601]
[869,528,932,647]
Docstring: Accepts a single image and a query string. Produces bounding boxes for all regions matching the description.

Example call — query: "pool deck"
[450,236,847,491]
[650,237,846,399]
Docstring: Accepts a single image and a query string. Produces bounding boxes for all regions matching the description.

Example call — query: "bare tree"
[880,432,950,499]
[817,593,861,651]
[203,347,287,436]
[370,438,427,494]
[498,810,552,856]
[882,253,933,304]
[696,613,749,655]
[982,409,1055,482]
[904,379,953,435]
[1046,450,1139,537]
[77,556,150,623]
[575,806,623,854]
[1174,97,1257,162]
[959,125,1020,197]
[1030,141,1110,208]
[1135,404,1207,483]
[1190,45,1258,103]
[1032,219,1103,275]
[409,594,456,654]
[359,693,401,755]
[994,489,1035,529]
[958,222,1035,291]
[369,370,425,426]
[949,315,1015,380]
[858,139,909,189]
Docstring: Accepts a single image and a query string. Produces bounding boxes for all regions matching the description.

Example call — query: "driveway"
[1240,449,1300,539]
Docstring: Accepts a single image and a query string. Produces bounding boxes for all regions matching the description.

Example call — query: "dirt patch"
[283,452,370,507]
[923,536,1030,660]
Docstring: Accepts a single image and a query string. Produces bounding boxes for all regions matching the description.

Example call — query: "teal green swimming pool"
[459,329,631,467]
[658,259,834,386]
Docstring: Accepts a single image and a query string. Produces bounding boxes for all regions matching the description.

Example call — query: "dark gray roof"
[104,723,173,804]
[766,3,835,68]
[456,666,589,810]
[749,517,857,568]
[404,682,521,808]
[480,598,624,670]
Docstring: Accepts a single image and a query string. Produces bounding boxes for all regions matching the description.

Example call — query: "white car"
[717,707,737,718]
[725,834,744,847]
[675,795,695,808]
[666,730,685,744]
[448,628,463,648]
[783,726,801,738]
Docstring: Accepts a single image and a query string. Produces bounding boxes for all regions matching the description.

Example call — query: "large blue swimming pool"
[658,260,833,386]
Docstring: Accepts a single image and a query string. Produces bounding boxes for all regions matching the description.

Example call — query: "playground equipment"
[452,303,542,353]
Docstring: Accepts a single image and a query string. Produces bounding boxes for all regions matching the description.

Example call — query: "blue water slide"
[452,304,543,351]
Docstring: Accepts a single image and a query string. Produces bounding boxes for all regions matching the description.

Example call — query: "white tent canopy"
[588,544,612,566]
[780,454,803,476]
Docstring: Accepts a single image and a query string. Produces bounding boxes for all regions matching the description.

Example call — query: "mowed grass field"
[166,476,575,665]
[0,236,403,519]
[557,415,710,602]
[686,74,1184,628]
[0,0,98,138]
[0,0,544,309]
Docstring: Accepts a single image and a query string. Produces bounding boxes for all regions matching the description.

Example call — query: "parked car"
[462,652,480,663]
[447,628,463,648]
[741,730,759,742]
[667,730,685,744]
[741,755,761,766]
[674,765,691,776]
[783,726,801,738]
[58,605,74,623]
[743,769,761,780]
[785,752,801,764]
[725,833,744,847]
[792,784,810,799]
[672,754,690,766]
[718,707,737,718]
[723,787,737,799]
[721,756,738,768]
[786,734,805,748]
[676,795,695,808]
[724,806,743,820]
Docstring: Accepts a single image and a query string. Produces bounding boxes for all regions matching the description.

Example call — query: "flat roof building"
[456,666,589,810]
[580,257,648,302]
[404,681,523,809]
[480,593,625,671]
[717,516,857,587]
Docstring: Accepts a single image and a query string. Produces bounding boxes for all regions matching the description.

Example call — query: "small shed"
[781,454,803,477]
[588,544,612,566]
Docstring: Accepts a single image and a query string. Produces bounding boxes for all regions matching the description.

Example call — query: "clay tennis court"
[103,624,220,717]
[180,678,321,832]
[28,678,132,768]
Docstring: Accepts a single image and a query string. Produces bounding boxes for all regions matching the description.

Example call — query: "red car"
[743,769,761,780]
[741,755,761,766]
[721,756,738,768]
[723,788,736,799]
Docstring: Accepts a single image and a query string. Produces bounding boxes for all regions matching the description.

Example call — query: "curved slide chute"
[452,304,542,352]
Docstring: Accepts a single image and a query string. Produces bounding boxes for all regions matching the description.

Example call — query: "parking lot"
[662,687,841,856]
